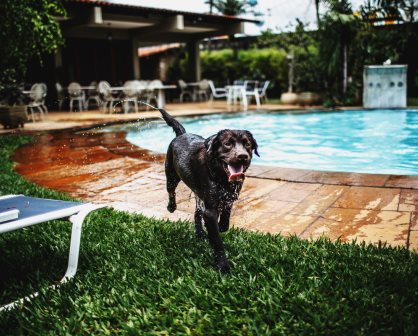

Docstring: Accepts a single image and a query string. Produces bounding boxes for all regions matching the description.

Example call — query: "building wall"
[26,38,135,87]
[62,38,134,86]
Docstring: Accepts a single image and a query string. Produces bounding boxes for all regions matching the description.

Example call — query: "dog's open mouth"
[224,163,245,183]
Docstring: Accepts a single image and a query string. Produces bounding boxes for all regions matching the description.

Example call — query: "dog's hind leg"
[194,197,205,239]
[165,148,180,213]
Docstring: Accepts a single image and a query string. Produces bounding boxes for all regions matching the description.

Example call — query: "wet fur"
[159,109,259,273]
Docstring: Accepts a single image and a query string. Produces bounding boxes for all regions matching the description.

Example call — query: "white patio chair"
[55,82,65,110]
[68,82,85,112]
[147,79,162,106]
[27,84,45,121]
[178,79,193,102]
[196,79,209,101]
[122,80,139,113]
[132,80,156,110]
[0,194,104,311]
[233,80,245,86]
[38,83,48,114]
[84,81,101,110]
[243,80,261,107]
[208,80,228,102]
[98,81,119,113]
[257,81,270,102]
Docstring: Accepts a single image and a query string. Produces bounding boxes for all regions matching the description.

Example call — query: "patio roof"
[61,0,261,43]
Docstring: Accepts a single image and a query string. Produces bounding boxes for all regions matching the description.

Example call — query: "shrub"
[0,0,65,104]
[200,48,288,97]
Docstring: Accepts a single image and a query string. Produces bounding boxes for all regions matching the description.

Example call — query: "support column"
[131,37,140,79]
[187,40,201,82]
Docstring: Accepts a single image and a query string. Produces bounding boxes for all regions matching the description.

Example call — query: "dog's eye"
[223,142,232,148]
[244,142,251,148]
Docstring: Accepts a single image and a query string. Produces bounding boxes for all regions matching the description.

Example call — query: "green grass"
[1,135,418,335]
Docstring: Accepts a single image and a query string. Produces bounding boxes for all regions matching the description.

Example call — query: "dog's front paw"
[216,258,231,274]
[218,223,229,233]
[167,201,177,213]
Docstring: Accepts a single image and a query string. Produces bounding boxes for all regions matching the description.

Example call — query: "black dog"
[159,109,259,273]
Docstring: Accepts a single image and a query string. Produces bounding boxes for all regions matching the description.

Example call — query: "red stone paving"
[10,131,418,251]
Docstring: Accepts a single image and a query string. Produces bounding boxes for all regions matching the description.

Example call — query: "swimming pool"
[102,109,418,175]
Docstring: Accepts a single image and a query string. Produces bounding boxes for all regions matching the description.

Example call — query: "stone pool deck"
[10,129,418,251]
[0,101,306,134]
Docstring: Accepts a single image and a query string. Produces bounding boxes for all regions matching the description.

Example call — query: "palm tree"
[362,0,416,24]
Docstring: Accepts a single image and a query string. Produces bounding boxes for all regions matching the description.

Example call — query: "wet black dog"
[159,109,259,273]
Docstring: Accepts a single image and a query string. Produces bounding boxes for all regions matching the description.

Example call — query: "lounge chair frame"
[0,195,104,311]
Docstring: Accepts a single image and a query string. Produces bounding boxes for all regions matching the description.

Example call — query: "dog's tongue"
[227,165,245,182]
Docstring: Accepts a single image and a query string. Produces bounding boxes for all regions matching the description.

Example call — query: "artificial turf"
[0,135,417,335]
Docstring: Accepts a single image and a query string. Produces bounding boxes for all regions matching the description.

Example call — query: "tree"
[211,0,259,15]
[318,0,358,96]
[209,0,261,58]
[356,0,418,96]
[363,0,417,23]
[0,0,65,104]
[257,20,321,93]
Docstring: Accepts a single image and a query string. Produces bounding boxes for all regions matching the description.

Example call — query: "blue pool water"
[101,109,418,175]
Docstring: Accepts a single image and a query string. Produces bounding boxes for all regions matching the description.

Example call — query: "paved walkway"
[12,130,418,251]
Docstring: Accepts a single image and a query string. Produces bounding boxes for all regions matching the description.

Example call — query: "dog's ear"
[204,134,218,156]
[205,130,228,156]
[245,131,260,157]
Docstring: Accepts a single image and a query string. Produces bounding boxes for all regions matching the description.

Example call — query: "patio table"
[184,82,201,101]
[0,194,104,311]
[64,86,96,91]
[152,85,177,108]
[226,85,248,108]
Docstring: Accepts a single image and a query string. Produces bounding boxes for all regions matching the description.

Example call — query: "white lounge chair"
[0,194,104,311]
[257,81,270,102]
[208,80,228,102]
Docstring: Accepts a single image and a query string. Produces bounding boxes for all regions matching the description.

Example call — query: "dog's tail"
[159,108,186,137]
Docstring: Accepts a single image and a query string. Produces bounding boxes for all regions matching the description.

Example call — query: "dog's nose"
[237,153,249,161]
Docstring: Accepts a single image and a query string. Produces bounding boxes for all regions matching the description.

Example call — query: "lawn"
[0,135,418,335]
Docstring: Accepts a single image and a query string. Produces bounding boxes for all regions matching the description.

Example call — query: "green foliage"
[408,97,418,106]
[0,0,65,104]
[257,21,322,93]
[1,135,418,334]
[210,0,260,16]
[0,70,26,106]
[200,48,288,96]
[316,1,359,98]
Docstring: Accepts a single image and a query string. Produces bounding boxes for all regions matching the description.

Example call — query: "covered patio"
[27,0,259,100]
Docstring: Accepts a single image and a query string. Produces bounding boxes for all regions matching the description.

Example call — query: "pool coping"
[246,165,418,190]
[99,131,418,190]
